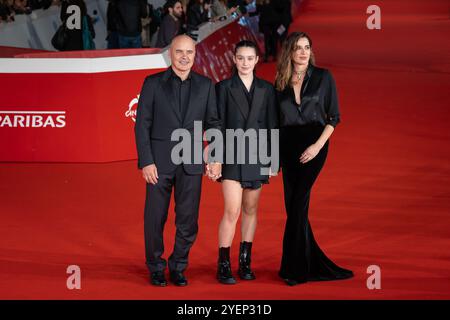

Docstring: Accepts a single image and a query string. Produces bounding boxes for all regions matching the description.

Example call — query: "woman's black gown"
[277,65,354,283]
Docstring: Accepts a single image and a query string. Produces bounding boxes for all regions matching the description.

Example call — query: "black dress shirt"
[277,64,341,128]
[237,75,256,109]
[169,68,191,120]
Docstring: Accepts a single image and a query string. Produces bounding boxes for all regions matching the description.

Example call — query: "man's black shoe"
[150,271,167,287]
[169,271,188,286]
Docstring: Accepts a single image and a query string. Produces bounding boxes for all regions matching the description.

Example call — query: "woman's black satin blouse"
[276,64,341,128]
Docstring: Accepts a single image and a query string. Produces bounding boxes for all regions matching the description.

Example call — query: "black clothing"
[216,74,278,185]
[273,0,292,27]
[238,241,256,280]
[60,0,95,51]
[136,68,221,274]
[144,165,202,273]
[256,2,281,59]
[150,271,167,286]
[0,4,13,21]
[169,68,192,120]
[237,75,255,108]
[228,0,248,15]
[135,68,221,174]
[278,125,353,283]
[106,0,118,32]
[115,0,148,37]
[273,0,291,41]
[187,3,209,27]
[277,66,353,283]
[257,2,280,29]
[277,65,341,131]
[155,14,180,48]
[239,180,268,190]
[217,247,236,284]
[29,0,53,10]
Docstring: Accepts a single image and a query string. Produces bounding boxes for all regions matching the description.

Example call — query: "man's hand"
[269,167,278,177]
[142,164,158,185]
[206,162,222,181]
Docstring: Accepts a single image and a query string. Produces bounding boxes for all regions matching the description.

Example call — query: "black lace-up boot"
[217,247,236,284]
[238,241,256,280]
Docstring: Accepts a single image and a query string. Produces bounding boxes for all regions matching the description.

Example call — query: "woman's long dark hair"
[275,31,315,91]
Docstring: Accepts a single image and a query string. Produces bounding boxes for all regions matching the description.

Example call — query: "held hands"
[300,143,322,164]
[142,164,158,185]
[206,162,222,181]
[269,167,278,177]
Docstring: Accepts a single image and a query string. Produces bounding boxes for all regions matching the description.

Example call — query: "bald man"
[135,35,222,286]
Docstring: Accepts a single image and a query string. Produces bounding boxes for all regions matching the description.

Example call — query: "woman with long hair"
[213,40,278,284]
[275,31,354,285]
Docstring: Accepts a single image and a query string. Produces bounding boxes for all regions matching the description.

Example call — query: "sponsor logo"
[125,95,139,122]
[0,111,66,128]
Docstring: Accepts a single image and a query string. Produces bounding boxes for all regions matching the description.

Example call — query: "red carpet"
[1,0,450,299]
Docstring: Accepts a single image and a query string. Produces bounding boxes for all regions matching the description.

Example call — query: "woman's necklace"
[294,69,306,81]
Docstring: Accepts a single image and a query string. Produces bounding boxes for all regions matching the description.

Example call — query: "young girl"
[213,40,278,284]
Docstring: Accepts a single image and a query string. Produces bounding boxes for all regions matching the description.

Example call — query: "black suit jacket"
[216,74,278,181]
[135,68,221,175]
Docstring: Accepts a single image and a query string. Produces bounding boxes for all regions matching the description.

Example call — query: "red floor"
[1,0,450,299]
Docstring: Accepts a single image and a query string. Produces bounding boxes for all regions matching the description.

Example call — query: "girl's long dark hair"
[231,40,259,74]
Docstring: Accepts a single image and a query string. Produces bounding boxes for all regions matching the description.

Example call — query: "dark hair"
[234,40,259,56]
[165,0,181,10]
[275,31,315,91]
[231,40,259,74]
